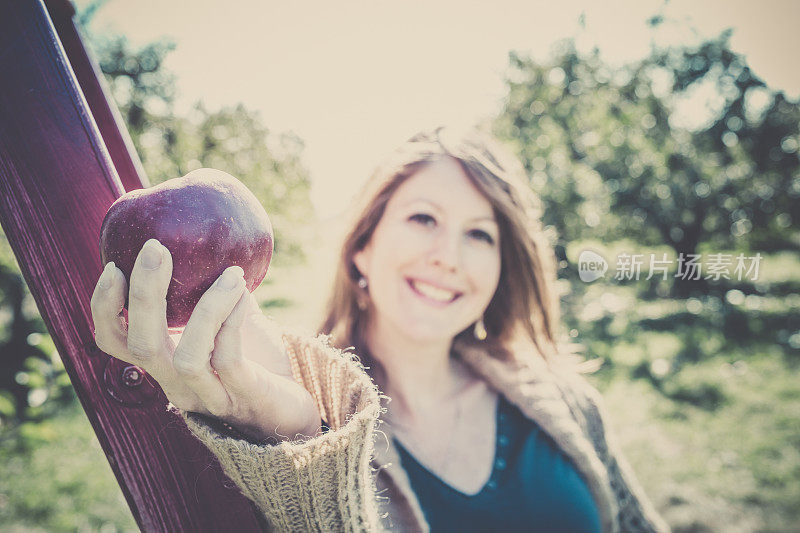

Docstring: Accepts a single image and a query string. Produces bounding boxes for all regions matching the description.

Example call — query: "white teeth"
[411,280,457,302]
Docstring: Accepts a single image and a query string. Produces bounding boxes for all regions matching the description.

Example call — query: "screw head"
[122,365,144,387]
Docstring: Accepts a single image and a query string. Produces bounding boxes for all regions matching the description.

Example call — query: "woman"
[91,127,668,532]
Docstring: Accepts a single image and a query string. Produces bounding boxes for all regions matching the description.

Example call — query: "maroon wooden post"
[44,0,150,192]
[0,1,263,531]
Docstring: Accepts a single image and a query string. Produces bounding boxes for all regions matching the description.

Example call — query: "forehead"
[388,157,495,219]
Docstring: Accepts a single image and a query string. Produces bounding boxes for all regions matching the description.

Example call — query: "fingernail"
[98,262,115,289]
[142,241,163,270]
[218,266,244,290]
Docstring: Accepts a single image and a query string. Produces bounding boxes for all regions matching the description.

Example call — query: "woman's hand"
[90,238,321,443]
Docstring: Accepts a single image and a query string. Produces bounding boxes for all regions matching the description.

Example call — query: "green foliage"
[559,242,800,529]
[0,401,137,532]
[93,34,177,137]
[597,352,800,532]
[495,34,800,267]
[0,240,75,424]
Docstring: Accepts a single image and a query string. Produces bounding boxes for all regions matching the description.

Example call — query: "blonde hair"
[319,126,566,375]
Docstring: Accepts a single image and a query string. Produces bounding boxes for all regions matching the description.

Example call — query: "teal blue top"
[394,395,602,533]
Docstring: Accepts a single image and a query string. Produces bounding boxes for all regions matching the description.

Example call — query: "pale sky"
[78,0,800,219]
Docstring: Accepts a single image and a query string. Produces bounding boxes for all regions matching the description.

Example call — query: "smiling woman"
[322,128,564,370]
[306,127,666,532]
[322,127,665,531]
[92,126,668,532]
[352,157,502,353]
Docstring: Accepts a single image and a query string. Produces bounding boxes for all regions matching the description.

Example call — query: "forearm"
[182,406,382,532]
[180,331,386,532]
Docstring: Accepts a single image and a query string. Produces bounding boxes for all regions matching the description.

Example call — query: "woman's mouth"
[406,278,462,305]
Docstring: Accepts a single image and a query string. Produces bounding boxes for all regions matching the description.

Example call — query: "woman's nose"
[427,230,460,272]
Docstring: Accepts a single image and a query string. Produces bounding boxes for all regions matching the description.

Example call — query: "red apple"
[99,168,273,328]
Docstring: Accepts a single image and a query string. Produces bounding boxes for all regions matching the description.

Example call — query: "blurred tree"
[93,34,176,139]
[495,32,800,295]
[0,260,50,421]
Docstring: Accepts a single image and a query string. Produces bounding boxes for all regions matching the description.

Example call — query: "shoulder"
[543,359,671,532]
[546,356,605,408]
[546,361,611,453]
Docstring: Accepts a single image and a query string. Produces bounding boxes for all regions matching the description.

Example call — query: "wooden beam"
[0,1,264,530]
[44,0,150,192]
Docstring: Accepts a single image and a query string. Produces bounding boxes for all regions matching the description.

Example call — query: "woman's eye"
[468,229,495,245]
[408,213,436,227]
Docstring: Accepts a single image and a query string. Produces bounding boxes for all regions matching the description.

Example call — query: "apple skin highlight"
[99,168,273,328]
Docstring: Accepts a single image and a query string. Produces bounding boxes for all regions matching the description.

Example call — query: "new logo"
[578,250,608,283]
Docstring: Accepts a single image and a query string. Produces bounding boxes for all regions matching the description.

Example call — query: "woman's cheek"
[392,223,433,256]
[464,244,501,275]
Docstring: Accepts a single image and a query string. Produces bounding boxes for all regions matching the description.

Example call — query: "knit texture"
[182,332,384,532]
[576,382,670,533]
[181,332,669,533]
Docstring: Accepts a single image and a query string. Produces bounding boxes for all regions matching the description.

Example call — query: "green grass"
[0,399,137,532]
[596,349,800,533]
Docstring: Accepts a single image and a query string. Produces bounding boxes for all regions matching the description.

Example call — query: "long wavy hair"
[319,126,568,376]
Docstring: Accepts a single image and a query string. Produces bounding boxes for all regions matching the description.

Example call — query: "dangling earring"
[357,276,368,310]
[474,317,487,341]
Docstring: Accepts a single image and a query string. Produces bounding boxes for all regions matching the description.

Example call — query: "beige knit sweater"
[181,331,669,533]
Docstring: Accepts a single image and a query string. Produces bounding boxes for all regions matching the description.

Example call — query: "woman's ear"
[352,244,371,279]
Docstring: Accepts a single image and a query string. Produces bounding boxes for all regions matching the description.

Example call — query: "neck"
[364,317,476,425]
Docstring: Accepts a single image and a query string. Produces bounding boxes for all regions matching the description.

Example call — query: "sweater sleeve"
[179,332,385,533]
[578,383,671,533]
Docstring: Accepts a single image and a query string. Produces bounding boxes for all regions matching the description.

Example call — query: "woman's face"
[354,157,502,345]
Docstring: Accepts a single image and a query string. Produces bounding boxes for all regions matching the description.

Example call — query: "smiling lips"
[406,278,462,305]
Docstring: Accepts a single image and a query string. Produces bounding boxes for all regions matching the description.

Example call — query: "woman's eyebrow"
[401,198,497,223]
[402,198,441,209]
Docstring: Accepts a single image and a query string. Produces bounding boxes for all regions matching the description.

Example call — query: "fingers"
[173,266,246,417]
[91,261,129,358]
[127,239,173,362]
[211,290,260,395]
[239,305,294,378]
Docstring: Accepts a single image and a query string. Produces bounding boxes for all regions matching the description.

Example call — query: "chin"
[396,320,465,345]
